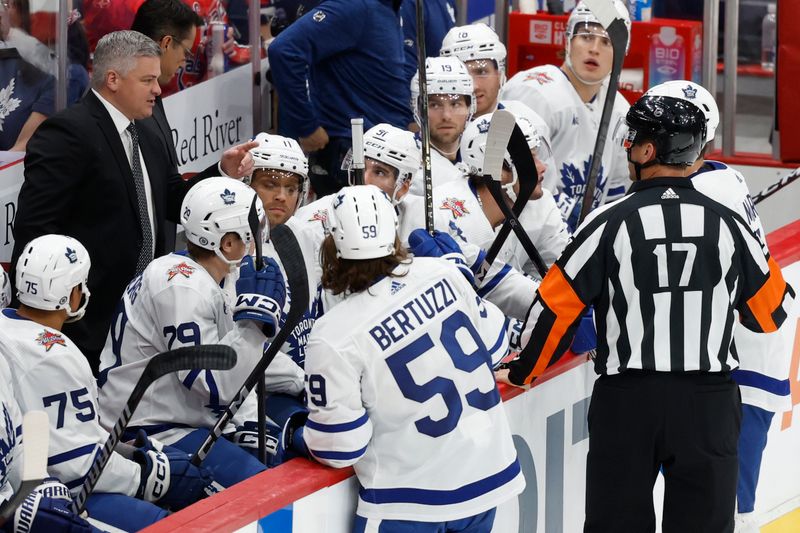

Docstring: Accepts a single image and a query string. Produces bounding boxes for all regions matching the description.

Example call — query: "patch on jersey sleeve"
[308,209,328,223]
[167,261,196,281]
[524,71,554,85]
[36,330,66,352]
[440,197,470,218]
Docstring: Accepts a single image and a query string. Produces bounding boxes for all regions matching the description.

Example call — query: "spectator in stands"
[269,0,412,198]
[67,9,90,104]
[0,1,54,151]
[12,30,255,374]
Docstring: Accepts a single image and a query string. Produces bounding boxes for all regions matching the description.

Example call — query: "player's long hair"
[320,235,409,296]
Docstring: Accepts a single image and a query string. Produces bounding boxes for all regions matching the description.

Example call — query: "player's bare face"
[467,60,502,116]
[112,56,162,120]
[428,94,470,147]
[569,24,613,84]
[252,170,301,225]
[530,151,547,200]
[364,158,400,197]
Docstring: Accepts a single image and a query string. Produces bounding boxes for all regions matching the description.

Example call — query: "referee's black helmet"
[623,95,707,167]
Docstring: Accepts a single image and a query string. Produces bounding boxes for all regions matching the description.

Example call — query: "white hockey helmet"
[250,133,310,209]
[363,124,421,204]
[565,0,631,84]
[440,23,507,83]
[181,177,266,266]
[15,234,91,322]
[410,56,476,126]
[645,80,719,144]
[460,117,518,201]
[323,185,398,260]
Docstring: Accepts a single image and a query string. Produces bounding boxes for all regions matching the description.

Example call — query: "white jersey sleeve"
[303,258,521,522]
[0,311,139,496]
[0,355,23,504]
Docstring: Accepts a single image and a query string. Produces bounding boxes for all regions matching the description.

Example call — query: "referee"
[498,93,795,532]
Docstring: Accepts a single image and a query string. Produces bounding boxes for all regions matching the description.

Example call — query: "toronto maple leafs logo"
[448,220,467,243]
[0,79,22,132]
[220,189,236,205]
[440,197,469,218]
[309,209,328,223]
[523,71,554,85]
[65,247,78,264]
[681,84,698,99]
[560,157,606,210]
[167,261,196,281]
[476,119,490,134]
[0,403,16,484]
[36,330,66,352]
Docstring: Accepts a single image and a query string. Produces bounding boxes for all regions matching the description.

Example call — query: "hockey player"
[501,0,632,232]
[409,56,475,195]
[97,178,298,483]
[2,234,212,531]
[301,185,525,531]
[648,80,793,533]
[439,23,560,192]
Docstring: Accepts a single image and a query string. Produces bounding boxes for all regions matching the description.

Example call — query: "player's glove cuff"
[133,430,172,503]
[233,294,281,337]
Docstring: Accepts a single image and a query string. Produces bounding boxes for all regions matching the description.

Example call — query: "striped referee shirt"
[509,177,795,385]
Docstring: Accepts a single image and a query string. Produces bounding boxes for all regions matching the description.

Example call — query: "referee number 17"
[653,242,696,288]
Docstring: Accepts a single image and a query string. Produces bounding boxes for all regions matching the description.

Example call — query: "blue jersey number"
[163,322,201,350]
[385,310,500,438]
[42,388,96,429]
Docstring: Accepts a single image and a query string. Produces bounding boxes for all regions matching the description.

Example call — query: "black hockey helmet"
[624,95,707,167]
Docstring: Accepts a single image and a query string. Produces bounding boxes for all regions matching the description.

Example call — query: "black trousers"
[584,371,741,533]
[307,136,352,198]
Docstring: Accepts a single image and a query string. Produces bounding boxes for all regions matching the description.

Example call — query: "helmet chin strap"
[627,151,658,181]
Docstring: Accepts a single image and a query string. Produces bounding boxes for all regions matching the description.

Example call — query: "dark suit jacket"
[12,90,219,371]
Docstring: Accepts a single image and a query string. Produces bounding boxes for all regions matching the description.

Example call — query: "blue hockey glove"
[12,478,95,533]
[408,229,475,285]
[571,309,597,354]
[133,430,213,510]
[234,255,286,337]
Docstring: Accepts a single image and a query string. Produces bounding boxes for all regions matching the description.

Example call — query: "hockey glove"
[571,308,597,355]
[12,478,94,533]
[133,430,212,510]
[234,255,286,337]
[408,229,475,285]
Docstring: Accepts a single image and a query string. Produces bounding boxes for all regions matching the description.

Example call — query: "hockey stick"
[248,195,269,465]
[752,166,800,205]
[190,223,309,467]
[0,411,49,526]
[72,345,237,514]
[415,0,434,235]
[476,109,548,280]
[351,118,365,186]
[577,0,628,225]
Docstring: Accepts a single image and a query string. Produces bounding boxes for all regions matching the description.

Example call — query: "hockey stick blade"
[483,109,516,183]
[0,411,49,525]
[752,166,800,205]
[577,0,628,225]
[191,223,310,466]
[478,110,546,281]
[72,345,236,514]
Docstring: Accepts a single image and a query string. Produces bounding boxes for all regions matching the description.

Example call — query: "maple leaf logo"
[0,79,22,132]
[560,157,607,210]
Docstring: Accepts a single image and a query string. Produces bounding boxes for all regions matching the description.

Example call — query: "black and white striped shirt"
[509,177,795,385]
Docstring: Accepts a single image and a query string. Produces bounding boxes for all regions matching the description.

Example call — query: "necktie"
[126,122,154,274]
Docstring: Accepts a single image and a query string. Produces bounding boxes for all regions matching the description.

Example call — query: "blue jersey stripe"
[607,186,626,198]
[733,369,790,396]
[359,459,521,505]
[310,445,368,461]
[306,412,369,433]
[48,443,97,466]
[485,327,507,359]
[477,264,511,298]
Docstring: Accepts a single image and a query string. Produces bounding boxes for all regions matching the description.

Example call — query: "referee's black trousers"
[584,371,741,533]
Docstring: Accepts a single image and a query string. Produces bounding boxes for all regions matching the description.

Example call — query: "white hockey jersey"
[0,355,22,505]
[501,64,630,226]
[97,253,302,445]
[0,310,140,496]
[410,148,465,196]
[303,258,524,521]
[692,161,797,411]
